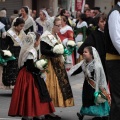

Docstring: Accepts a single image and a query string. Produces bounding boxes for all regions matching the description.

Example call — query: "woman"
[74,13,88,63]
[36,9,52,34]
[21,6,36,34]
[69,46,110,120]
[8,32,55,120]
[2,17,26,88]
[58,16,75,71]
[41,17,74,119]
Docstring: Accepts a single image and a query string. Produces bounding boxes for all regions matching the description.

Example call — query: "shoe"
[92,117,102,120]
[45,114,61,120]
[77,113,84,120]
[33,117,47,120]
[101,116,109,120]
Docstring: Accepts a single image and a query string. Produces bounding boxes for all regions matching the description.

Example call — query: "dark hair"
[84,8,91,13]
[79,13,86,21]
[1,7,7,11]
[13,9,18,14]
[84,46,93,58]
[13,18,25,26]
[40,10,46,17]
[53,17,61,25]
[60,9,66,16]
[22,6,28,14]
[96,13,107,25]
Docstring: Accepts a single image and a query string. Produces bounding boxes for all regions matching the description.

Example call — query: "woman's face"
[61,18,66,26]
[21,8,27,17]
[53,20,62,33]
[39,11,46,21]
[98,18,106,31]
[15,23,24,32]
[83,48,93,62]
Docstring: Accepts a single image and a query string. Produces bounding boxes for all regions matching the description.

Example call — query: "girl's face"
[21,8,27,17]
[15,23,24,32]
[83,48,93,62]
[98,18,106,31]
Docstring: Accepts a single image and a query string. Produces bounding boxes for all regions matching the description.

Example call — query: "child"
[69,46,110,120]
[8,32,55,120]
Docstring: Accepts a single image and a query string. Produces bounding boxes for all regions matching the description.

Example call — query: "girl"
[8,32,55,120]
[69,46,110,120]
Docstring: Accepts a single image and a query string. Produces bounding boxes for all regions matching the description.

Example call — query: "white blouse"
[108,2,120,54]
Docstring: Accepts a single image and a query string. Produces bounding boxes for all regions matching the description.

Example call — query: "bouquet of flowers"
[53,43,64,55]
[64,40,76,56]
[67,40,76,47]
[94,91,107,104]
[35,59,48,70]
[0,49,16,66]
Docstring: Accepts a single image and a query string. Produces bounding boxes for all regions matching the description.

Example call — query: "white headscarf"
[91,47,109,93]
[18,32,37,68]
[42,10,50,20]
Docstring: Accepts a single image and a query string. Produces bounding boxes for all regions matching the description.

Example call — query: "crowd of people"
[0,1,120,120]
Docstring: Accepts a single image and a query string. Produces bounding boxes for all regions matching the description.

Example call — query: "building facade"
[0,0,117,17]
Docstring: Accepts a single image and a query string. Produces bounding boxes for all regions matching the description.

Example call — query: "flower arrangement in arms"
[64,40,76,56]
[0,49,16,66]
[52,43,64,55]
[35,59,49,80]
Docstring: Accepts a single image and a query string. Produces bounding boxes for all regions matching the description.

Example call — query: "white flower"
[2,50,12,57]
[76,41,83,48]
[89,24,93,27]
[35,59,48,70]
[96,94,106,104]
[53,44,64,54]
[67,40,76,47]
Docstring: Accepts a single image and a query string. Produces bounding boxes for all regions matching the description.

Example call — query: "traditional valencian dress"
[58,25,75,70]
[2,27,26,87]
[8,32,55,117]
[41,31,74,107]
[69,47,110,118]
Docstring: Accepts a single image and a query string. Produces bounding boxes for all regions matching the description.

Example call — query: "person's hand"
[107,94,111,105]
[34,39,40,47]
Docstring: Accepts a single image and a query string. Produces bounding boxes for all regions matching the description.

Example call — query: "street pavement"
[0,73,93,120]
